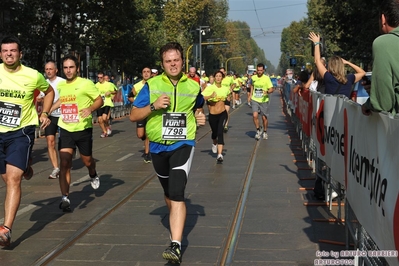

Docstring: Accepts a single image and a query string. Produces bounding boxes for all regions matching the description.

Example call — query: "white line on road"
[0,204,37,224]
[1,174,94,223]
[116,153,134,162]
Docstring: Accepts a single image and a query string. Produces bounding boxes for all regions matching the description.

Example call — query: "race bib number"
[61,103,79,123]
[254,88,264,98]
[162,112,187,140]
[0,102,22,127]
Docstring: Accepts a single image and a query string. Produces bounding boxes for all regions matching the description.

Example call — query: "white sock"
[172,240,181,248]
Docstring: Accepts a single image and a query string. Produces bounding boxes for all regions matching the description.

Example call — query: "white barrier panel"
[313,95,346,185]
[344,100,399,266]
[307,90,399,265]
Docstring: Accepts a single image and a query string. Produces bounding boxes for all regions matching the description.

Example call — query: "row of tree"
[279,0,380,74]
[1,0,381,78]
[0,0,272,78]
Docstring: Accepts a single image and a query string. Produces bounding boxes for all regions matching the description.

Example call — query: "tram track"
[32,103,260,265]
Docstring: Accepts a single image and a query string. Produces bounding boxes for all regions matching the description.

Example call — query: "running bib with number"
[61,103,79,123]
[162,112,187,140]
[254,88,263,98]
[0,102,22,127]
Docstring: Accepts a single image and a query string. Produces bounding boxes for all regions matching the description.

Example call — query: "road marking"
[116,153,134,162]
[0,174,94,223]
[0,204,37,224]
[72,175,90,186]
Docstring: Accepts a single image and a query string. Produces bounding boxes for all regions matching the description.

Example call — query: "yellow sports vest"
[146,73,200,145]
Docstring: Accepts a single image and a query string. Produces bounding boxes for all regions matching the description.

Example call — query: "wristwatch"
[42,112,49,116]
[150,103,156,112]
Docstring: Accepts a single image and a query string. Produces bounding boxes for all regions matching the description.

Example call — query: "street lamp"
[186,41,228,73]
[225,56,244,73]
[197,26,209,73]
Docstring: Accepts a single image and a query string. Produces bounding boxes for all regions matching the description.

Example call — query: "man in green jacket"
[129,42,205,264]
[362,0,399,115]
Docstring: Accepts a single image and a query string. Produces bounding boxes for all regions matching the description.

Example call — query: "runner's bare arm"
[39,85,55,126]
[80,95,103,118]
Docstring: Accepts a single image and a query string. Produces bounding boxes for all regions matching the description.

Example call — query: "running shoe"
[91,175,100,189]
[49,168,60,179]
[262,132,268,140]
[217,154,224,162]
[59,196,71,212]
[143,153,152,163]
[212,144,217,154]
[255,130,261,140]
[100,132,108,138]
[23,166,34,180]
[162,242,182,264]
[107,127,112,135]
[0,225,11,247]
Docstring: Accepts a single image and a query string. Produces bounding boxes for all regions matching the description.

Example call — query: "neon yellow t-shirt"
[95,81,116,107]
[202,84,230,102]
[221,76,233,91]
[0,64,49,132]
[57,77,100,132]
[251,74,273,103]
[232,78,241,91]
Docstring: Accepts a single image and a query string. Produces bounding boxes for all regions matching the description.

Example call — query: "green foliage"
[279,19,313,75]
[278,0,381,75]
[306,0,380,64]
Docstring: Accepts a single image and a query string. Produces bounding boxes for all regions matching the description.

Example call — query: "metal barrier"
[281,80,392,266]
[345,201,389,266]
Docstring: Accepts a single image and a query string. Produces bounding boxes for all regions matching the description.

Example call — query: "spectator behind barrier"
[308,32,365,98]
[304,59,326,94]
[292,70,310,96]
[362,0,399,116]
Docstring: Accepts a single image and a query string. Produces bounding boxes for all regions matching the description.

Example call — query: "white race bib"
[162,112,187,140]
[0,102,22,127]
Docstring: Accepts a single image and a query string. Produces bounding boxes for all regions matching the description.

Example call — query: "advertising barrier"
[286,82,399,266]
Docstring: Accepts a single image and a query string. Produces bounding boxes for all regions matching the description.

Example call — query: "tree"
[279,19,313,75]
[0,0,273,78]
[307,0,380,64]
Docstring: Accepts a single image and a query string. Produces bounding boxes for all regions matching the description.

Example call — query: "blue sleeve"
[133,84,150,108]
[195,89,204,109]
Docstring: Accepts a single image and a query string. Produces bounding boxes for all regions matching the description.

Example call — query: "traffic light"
[290,57,297,67]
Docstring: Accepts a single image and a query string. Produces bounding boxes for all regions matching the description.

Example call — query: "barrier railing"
[282,80,399,266]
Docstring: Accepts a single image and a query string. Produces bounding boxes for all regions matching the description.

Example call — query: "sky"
[227,0,308,68]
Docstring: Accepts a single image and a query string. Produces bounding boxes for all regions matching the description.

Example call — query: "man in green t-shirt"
[96,71,117,137]
[250,63,274,140]
[55,55,103,212]
[0,35,54,246]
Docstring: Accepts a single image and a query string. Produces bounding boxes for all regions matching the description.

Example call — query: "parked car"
[351,72,371,104]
